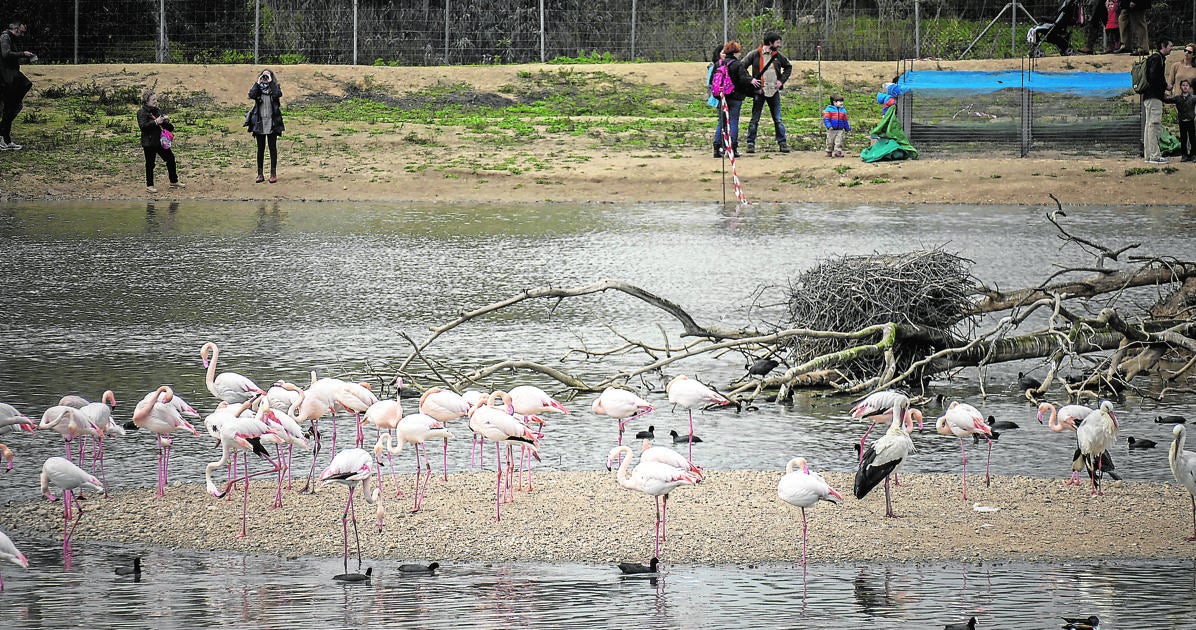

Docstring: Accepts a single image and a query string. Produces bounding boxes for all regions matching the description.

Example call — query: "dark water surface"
[1,200,1194,627]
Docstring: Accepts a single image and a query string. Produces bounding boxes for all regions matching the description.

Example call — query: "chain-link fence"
[5,0,1194,66]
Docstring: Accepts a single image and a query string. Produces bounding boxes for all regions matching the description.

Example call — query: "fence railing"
[8,0,1195,66]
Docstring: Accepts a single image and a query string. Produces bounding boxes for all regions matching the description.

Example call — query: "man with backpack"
[1142,39,1173,163]
[740,33,792,154]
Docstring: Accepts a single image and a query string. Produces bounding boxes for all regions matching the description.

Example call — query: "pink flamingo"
[200,342,266,404]
[850,390,920,462]
[470,391,540,521]
[40,456,104,553]
[374,413,454,512]
[592,387,655,446]
[936,401,994,499]
[71,391,121,491]
[853,410,914,518]
[204,399,285,538]
[131,385,199,497]
[337,381,379,448]
[1037,402,1093,485]
[319,448,382,575]
[778,456,843,566]
[288,375,342,492]
[362,391,404,496]
[666,375,732,461]
[0,529,28,591]
[640,439,704,479]
[419,386,471,480]
[39,405,103,464]
[252,398,309,502]
[607,444,700,559]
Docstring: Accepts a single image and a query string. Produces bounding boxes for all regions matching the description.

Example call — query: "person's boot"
[731,142,741,158]
[745,142,755,154]
[778,141,790,153]
[713,145,723,158]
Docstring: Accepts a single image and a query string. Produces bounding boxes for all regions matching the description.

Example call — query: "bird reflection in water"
[144,201,180,233]
[852,566,917,618]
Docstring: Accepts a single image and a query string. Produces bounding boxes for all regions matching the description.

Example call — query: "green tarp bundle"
[1161,126,1180,156]
[861,107,918,163]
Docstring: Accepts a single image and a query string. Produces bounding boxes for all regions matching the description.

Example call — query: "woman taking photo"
[246,68,284,183]
[137,91,183,193]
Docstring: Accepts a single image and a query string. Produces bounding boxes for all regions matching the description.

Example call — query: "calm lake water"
[1,200,1194,627]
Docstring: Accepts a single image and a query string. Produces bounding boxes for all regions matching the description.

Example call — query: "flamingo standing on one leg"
[592,387,655,446]
[419,386,471,481]
[936,401,994,499]
[374,413,454,513]
[777,456,843,566]
[362,388,405,494]
[607,445,700,560]
[854,408,914,518]
[1168,424,1196,541]
[1077,400,1119,496]
[319,448,382,575]
[131,385,199,497]
[0,529,28,591]
[40,456,104,553]
[666,375,732,462]
[200,342,266,404]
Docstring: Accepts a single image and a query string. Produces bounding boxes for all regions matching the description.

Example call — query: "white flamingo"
[40,456,104,552]
[470,391,540,521]
[200,342,266,404]
[592,387,655,446]
[777,456,843,566]
[0,529,28,592]
[936,401,994,499]
[607,444,700,559]
[1037,402,1095,485]
[850,390,915,461]
[131,385,199,497]
[319,448,382,575]
[419,386,471,480]
[666,375,732,461]
[374,413,454,512]
[1169,424,1196,541]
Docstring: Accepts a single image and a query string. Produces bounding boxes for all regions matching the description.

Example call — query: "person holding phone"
[246,68,284,183]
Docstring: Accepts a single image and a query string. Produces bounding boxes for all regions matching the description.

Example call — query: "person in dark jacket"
[0,20,36,150]
[1115,0,1151,54]
[246,68,284,183]
[711,41,752,159]
[1142,39,1173,163]
[740,33,792,153]
[1164,78,1196,161]
[136,91,183,193]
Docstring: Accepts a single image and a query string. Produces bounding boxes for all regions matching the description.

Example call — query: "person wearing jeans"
[741,33,792,153]
[711,41,750,158]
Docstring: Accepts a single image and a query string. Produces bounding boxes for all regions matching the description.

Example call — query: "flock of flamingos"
[2,341,1196,588]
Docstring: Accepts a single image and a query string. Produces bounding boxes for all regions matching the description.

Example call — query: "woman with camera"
[137,90,183,193]
[246,69,284,183]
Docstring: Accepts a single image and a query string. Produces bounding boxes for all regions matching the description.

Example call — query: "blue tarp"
[899,70,1130,97]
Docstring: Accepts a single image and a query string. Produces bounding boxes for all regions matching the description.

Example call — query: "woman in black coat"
[246,68,284,183]
[136,91,183,193]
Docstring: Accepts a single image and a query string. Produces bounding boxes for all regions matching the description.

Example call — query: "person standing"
[1116,0,1151,54]
[0,20,35,150]
[1164,79,1195,162]
[710,41,750,159]
[246,68,284,183]
[137,91,184,193]
[1142,39,1173,164]
[1078,0,1108,54]
[823,95,850,158]
[741,33,792,154]
[1167,43,1196,95]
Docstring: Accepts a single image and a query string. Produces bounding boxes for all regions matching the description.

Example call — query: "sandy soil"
[4,54,1193,206]
[2,470,1193,564]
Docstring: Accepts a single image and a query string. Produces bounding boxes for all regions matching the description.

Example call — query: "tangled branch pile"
[784,249,980,382]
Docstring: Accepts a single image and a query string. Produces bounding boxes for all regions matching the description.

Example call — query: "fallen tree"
[360,204,1196,405]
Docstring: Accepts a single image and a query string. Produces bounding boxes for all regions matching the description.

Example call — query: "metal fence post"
[158,0,166,63]
[631,0,636,60]
[352,0,358,65]
[73,0,78,63]
[444,0,450,64]
[723,0,727,47]
[915,0,920,59]
[540,0,546,62]
[254,0,259,65]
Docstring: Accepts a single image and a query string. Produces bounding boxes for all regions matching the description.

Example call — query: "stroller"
[1027,0,1083,57]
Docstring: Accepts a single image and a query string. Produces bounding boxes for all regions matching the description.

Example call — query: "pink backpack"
[710,61,736,98]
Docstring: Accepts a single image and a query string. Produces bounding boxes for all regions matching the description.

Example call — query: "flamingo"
[336,381,379,447]
[40,456,104,552]
[290,374,343,491]
[935,401,994,499]
[777,456,843,566]
[362,390,405,495]
[75,391,121,491]
[204,400,286,538]
[374,413,454,512]
[470,391,540,521]
[131,385,199,497]
[607,444,700,559]
[419,386,471,481]
[319,448,382,575]
[592,387,655,446]
[850,390,917,462]
[251,398,310,501]
[639,439,704,479]
[1038,402,1096,485]
[0,403,36,436]
[666,375,732,461]
[0,529,28,591]
[0,443,12,472]
[1169,424,1196,541]
[1076,400,1118,496]
[39,405,104,464]
[509,385,570,417]
[854,410,914,518]
[200,342,266,404]
[265,381,302,413]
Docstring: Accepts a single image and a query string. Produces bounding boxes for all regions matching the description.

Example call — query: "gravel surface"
[4,469,1194,565]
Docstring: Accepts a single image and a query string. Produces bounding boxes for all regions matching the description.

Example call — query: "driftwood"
[364,208,1196,406]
